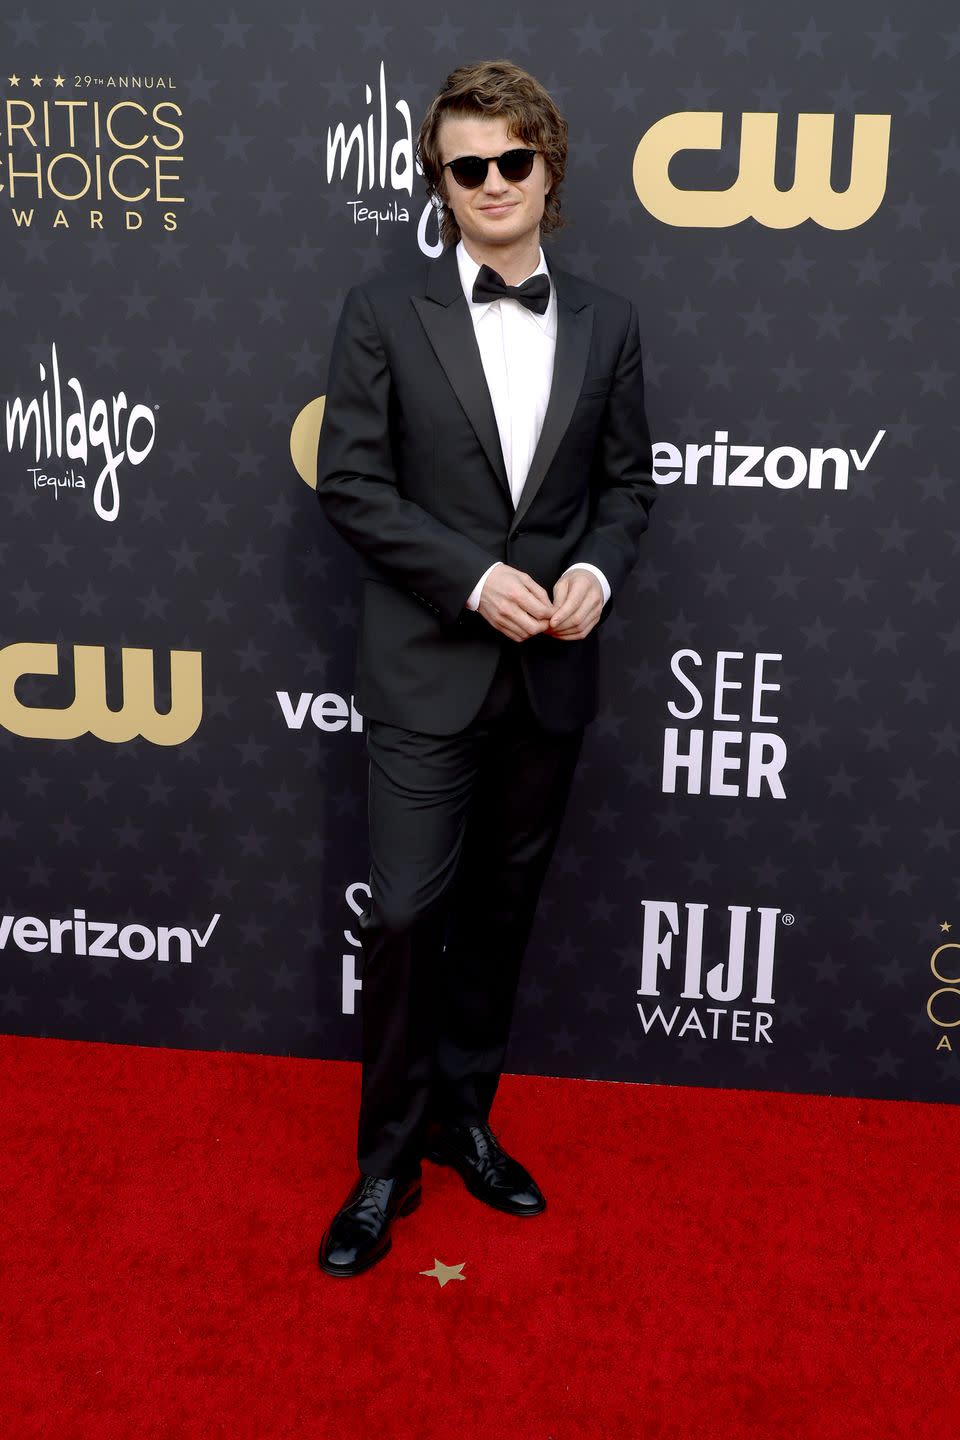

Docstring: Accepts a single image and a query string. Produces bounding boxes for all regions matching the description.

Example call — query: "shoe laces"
[358,1174,391,1208]
[466,1121,501,1157]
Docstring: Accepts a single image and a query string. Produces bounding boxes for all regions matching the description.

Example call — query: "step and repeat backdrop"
[1,2,957,1105]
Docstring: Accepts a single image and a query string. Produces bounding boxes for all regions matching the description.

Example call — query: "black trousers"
[356,645,585,1177]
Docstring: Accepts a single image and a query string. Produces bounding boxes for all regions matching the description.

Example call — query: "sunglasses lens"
[448,150,537,188]
[450,157,487,188]
[498,149,535,181]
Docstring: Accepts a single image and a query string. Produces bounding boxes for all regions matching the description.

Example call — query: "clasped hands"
[477,564,603,643]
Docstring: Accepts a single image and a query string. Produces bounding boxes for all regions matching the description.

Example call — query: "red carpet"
[0,1034,955,1439]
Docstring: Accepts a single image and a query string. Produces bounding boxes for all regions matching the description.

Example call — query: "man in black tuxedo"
[316,59,655,1276]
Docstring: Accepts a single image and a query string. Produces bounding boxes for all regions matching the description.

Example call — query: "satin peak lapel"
[410,247,511,503]
[513,265,593,529]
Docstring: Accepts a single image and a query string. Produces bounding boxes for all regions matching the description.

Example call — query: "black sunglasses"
[441,147,539,190]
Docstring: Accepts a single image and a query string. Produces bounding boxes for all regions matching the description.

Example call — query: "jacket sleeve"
[566,299,657,602]
[315,283,500,626]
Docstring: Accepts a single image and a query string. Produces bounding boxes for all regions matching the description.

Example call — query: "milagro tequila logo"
[5,342,157,520]
[325,60,441,255]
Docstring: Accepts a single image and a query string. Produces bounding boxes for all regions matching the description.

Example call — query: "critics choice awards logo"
[1,71,184,231]
[926,922,960,1054]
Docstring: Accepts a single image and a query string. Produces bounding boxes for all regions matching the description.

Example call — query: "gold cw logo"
[633,112,890,229]
[927,934,960,1050]
[0,642,202,744]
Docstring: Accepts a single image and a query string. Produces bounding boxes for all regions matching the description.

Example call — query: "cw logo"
[633,112,890,229]
[0,642,202,744]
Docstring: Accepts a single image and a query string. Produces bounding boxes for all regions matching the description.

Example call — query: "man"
[315,59,655,1277]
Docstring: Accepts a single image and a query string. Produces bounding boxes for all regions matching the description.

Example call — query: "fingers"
[549,590,579,630]
[549,578,602,640]
[492,611,545,643]
[476,567,606,642]
[549,574,601,636]
[550,610,598,640]
[478,566,554,641]
[516,575,553,621]
[503,607,548,641]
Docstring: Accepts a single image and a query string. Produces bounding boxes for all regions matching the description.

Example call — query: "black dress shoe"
[318,1166,422,1277]
[425,1121,546,1216]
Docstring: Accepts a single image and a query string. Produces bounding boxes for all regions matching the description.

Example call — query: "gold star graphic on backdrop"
[940,921,952,933]
[31,74,42,87]
[53,75,65,87]
[420,1259,465,1288]
[9,75,20,87]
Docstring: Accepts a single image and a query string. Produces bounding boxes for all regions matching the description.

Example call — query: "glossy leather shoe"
[425,1120,545,1217]
[318,1165,422,1277]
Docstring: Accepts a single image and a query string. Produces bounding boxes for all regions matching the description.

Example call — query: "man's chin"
[471,228,522,247]
[464,218,539,248]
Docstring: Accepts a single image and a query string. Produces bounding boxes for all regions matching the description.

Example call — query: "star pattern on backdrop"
[0,6,955,1107]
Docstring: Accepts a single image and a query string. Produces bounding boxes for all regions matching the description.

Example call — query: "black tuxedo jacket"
[316,242,656,736]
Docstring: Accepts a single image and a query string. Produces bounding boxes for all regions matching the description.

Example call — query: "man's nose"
[481,159,509,193]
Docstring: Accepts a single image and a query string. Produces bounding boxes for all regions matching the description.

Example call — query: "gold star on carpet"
[9,75,20,87]
[53,74,65,87]
[941,921,952,933]
[420,1259,465,1288]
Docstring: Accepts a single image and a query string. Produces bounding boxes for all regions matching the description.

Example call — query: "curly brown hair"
[417,59,568,248]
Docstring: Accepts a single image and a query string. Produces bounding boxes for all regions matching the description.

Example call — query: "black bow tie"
[471,264,551,315]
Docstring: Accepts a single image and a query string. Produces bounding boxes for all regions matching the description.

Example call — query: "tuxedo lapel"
[410,246,511,504]
[513,259,593,528]
[410,244,594,522]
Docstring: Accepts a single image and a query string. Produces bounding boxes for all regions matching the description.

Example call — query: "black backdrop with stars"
[1,1,958,1105]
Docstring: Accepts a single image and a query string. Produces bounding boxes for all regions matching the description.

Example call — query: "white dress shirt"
[455,239,611,612]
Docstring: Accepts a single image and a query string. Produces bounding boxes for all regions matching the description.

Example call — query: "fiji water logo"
[636,900,790,1045]
[5,342,157,521]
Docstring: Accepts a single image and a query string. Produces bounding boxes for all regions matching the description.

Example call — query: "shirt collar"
[456,238,555,333]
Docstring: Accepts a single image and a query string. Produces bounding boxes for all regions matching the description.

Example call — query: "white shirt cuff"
[465,561,502,611]
[561,562,611,607]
